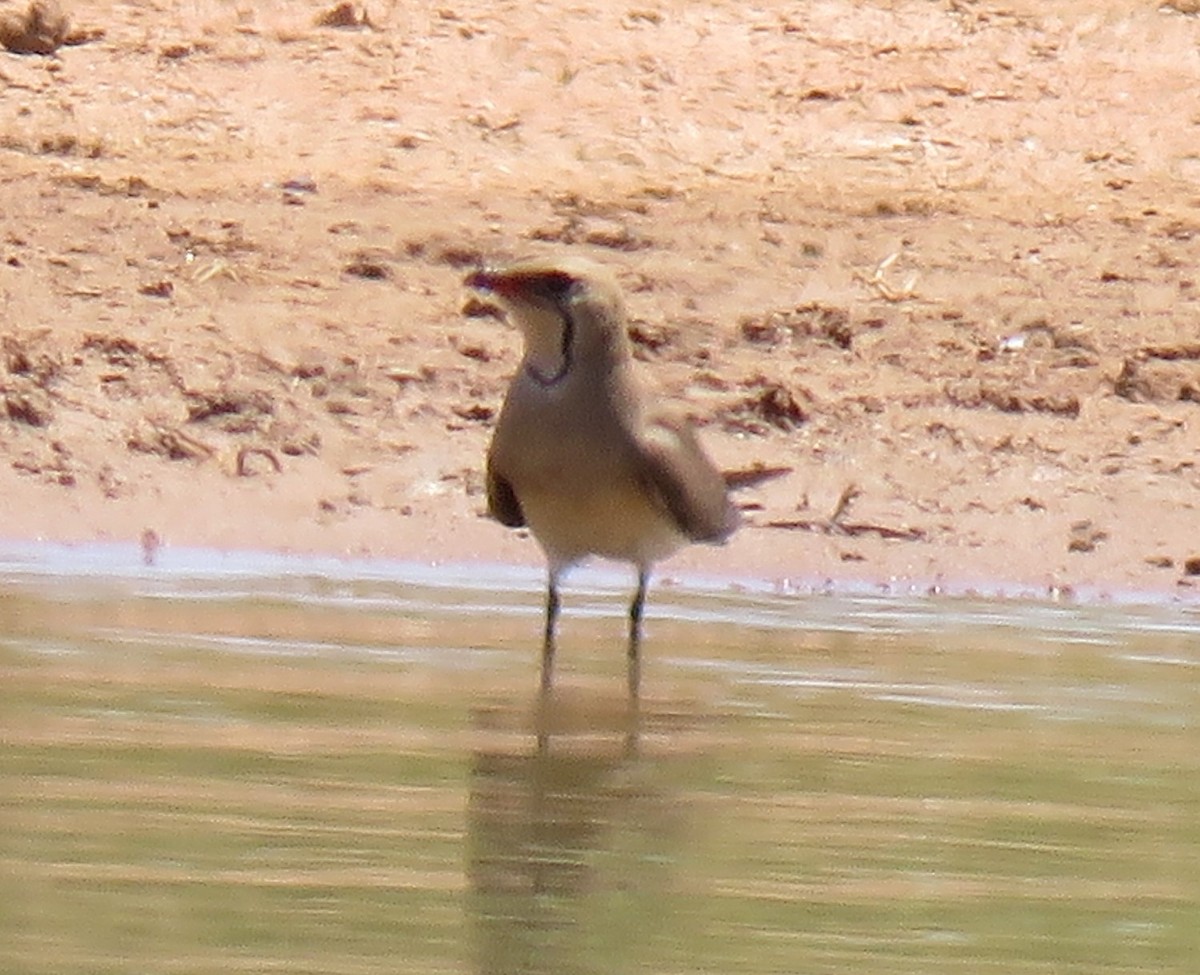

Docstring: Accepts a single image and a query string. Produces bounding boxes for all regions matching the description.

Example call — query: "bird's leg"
[627,567,650,701]
[622,567,650,757]
[541,567,562,695]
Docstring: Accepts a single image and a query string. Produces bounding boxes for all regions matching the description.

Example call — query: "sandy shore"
[2,1,1199,603]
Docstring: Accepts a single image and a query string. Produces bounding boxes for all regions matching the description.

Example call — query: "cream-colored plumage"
[467,256,736,696]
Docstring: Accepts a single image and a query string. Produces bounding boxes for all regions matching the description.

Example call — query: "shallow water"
[2,543,1199,974]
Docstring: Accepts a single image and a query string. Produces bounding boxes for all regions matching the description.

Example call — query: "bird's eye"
[529,271,576,302]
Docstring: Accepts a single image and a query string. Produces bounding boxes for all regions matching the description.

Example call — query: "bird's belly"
[519,485,685,567]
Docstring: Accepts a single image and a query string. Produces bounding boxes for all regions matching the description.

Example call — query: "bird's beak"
[466,267,510,294]
[465,267,495,292]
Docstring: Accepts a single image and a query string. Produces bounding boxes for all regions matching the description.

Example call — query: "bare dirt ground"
[2,0,1199,601]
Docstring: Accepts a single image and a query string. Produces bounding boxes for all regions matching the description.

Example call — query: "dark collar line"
[524,309,574,387]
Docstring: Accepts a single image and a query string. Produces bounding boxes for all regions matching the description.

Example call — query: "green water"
[1,547,1199,974]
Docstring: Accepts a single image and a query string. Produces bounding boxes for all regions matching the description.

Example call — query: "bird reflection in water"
[466,689,700,975]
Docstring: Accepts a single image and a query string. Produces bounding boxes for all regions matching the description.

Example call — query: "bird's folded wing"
[486,462,526,528]
[633,412,738,543]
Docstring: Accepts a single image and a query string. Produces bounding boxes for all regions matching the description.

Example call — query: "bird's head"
[466,256,628,386]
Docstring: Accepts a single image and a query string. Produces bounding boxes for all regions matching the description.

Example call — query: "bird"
[466,255,738,699]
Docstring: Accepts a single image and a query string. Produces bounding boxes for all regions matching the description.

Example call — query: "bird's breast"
[488,375,680,566]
